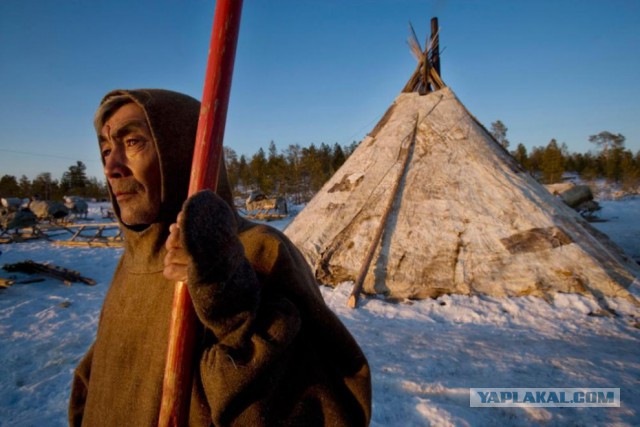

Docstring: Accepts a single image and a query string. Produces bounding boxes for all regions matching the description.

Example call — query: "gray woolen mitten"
[180,190,261,331]
[180,190,245,286]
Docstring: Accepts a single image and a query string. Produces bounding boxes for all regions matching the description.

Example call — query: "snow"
[591,198,640,265]
[1,200,639,426]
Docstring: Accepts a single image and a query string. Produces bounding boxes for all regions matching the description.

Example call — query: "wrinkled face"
[99,103,161,226]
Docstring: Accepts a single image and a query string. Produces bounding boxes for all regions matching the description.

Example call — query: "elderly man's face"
[99,103,161,225]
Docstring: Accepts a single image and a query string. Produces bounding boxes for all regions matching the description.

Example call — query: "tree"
[284,144,304,203]
[237,155,250,191]
[588,131,625,157]
[249,148,269,192]
[332,143,346,172]
[83,177,109,200]
[318,143,333,172]
[541,139,564,184]
[32,173,59,200]
[604,145,625,183]
[224,146,240,192]
[300,144,322,197]
[61,161,88,196]
[18,175,31,198]
[344,140,359,156]
[577,152,599,181]
[266,140,287,194]
[0,175,20,197]
[620,150,640,192]
[528,146,545,174]
[490,120,510,149]
[511,143,529,170]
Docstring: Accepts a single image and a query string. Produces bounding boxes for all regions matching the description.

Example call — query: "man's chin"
[119,208,156,227]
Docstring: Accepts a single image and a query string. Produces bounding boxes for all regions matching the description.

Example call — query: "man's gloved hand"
[163,190,245,286]
[164,190,260,330]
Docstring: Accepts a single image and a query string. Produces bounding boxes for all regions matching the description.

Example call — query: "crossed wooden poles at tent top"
[403,17,445,94]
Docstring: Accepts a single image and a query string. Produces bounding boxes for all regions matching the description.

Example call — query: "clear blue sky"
[1,0,639,182]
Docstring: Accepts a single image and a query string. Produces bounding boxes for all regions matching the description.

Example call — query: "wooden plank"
[53,240,123,248]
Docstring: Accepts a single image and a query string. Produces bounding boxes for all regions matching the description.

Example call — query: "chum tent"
[284,19,640,307]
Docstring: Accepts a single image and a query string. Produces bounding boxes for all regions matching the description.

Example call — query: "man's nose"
[104,147,129,178]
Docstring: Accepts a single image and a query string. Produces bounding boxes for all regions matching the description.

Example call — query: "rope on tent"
[348,115,420,309]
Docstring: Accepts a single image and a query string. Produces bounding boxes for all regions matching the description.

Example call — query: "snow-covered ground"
[0,200,638,426]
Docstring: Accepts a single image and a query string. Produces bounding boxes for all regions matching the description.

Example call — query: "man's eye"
[125,138,143,147]
[101,149,111,158]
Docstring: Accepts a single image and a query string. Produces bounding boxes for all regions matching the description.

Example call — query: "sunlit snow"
[0,199,638,426]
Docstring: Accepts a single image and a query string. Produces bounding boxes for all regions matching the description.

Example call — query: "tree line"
[0,161,108,201]
[224,140,358,203]
[1,127,637,204]
[490,121,640,192]
[225,127,639,202]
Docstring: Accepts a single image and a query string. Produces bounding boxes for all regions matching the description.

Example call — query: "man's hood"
[95,89,234,227]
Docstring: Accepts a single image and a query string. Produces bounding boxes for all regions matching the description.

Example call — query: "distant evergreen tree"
[266,140,287,194]
[0,175,20,198]
[300,144,324,196]
[238,155,250,191]
[18,175,31,198]
[490,120,510,149]
[528,146,545,174]
[344,140,359,156]
[332,143,346,171]
[61,161,88,196]
[318,143,333,176]
[32,173,59,200]
[284,144,304,203]
[567,152,589,176]
[541,139,564,183]
[249,148,269,192]
[83,177,109,200]
[620,150,640,192]
[224,147,240,191]
[511,143,530,170]
[604,146,625,183]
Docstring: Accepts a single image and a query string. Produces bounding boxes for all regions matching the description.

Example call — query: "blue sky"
[1,0,639,181]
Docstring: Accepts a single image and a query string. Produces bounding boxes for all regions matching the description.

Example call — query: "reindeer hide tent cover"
[284,87,640,301]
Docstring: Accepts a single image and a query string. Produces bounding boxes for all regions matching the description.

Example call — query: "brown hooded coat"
[69,89,371,426]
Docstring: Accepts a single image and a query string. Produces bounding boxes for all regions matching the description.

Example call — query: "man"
[69,89,371,426]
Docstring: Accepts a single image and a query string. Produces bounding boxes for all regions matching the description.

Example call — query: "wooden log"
[348,117,419,308]
[53,240,123,248]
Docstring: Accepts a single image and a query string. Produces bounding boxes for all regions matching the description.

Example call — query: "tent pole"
[430,17,440,77]
[348,116,419,308]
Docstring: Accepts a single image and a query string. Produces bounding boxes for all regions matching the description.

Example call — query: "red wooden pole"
[158,1,244,425]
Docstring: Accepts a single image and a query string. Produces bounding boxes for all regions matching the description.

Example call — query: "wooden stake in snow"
[348,117,420,309]
[158,1,244,426]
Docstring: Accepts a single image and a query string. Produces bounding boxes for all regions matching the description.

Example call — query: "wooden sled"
[51,222,124,247]
[240,208,288,222]
[244,212,288,221]
[0,226,48,244]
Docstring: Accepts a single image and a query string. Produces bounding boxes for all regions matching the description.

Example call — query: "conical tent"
[284,86,640,303]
